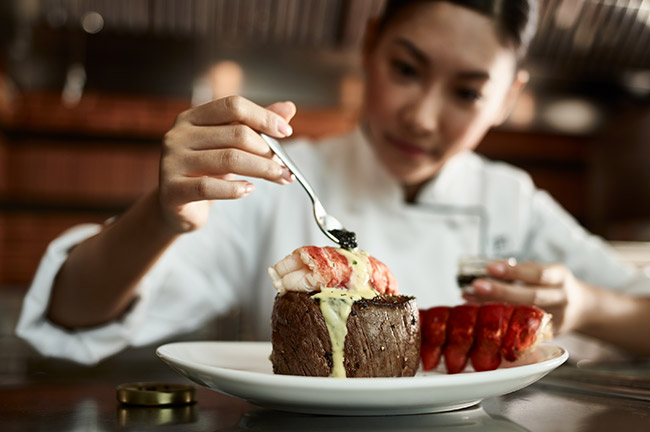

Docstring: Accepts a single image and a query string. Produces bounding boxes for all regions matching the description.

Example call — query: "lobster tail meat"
[470,303,514,372]
[268,246,399,295]
[419,302,552,373]
[443,304,480,374]
[420,307,450,370]
[501,305,553,362]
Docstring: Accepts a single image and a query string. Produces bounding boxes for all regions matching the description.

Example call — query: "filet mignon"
[270,291,421,377]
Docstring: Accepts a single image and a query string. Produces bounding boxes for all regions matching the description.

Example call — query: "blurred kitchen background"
[1,1,650,296]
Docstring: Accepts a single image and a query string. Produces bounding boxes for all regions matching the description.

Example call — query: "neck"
[404,182,426,203]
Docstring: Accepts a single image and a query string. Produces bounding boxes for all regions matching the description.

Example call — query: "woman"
[17,0,650,364]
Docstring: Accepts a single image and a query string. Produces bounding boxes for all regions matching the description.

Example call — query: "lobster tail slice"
[470,303,514,372]
[443,305,480,374]
[419,307,451,370]
[501,305,553,362]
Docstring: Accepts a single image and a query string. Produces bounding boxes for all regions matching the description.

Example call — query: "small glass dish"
[457,256,516,294]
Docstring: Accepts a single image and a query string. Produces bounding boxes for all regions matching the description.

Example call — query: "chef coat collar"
[414,150,482,206]
[352,127,480,209]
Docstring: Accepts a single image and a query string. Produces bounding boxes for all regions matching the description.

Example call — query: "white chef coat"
[16,128,649,365]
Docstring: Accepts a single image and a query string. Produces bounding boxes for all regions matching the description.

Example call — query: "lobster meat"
[268,246,399,295]
[420,302,552,373]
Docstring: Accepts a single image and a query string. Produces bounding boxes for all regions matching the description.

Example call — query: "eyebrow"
[393,38,491,81]
[394,38,430,67]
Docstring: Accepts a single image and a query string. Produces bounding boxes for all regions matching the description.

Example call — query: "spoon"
[260,133,357,249]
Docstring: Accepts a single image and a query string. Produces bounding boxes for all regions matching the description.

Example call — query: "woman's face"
[363,2,523,189]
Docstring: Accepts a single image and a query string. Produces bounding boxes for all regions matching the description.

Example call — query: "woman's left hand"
[463,261,593,335]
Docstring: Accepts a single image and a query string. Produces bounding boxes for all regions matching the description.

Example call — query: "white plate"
[156,341,568,416]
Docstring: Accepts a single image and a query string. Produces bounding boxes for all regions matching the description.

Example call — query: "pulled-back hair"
[377,0,539,59]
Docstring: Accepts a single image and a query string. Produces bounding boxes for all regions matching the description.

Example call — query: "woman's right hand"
[158,96,296,233]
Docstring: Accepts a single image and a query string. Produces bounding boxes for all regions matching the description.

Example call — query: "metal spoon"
[260,133,357,249]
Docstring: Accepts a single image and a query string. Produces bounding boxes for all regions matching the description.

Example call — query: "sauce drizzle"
[312,248,377,377]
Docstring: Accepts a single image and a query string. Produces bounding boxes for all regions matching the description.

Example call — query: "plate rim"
[156,340,568,415]
[156,340,568,389]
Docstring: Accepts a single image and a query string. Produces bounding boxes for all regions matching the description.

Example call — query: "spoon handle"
[260,133,319,205]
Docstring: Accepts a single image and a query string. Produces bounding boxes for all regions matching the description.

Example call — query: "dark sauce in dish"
[456,275,480,287]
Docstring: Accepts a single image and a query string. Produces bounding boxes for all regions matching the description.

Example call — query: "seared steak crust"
[270,291,421,377]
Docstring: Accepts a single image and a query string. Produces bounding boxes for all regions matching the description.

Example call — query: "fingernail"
[461,285,475,295]
[490,262,507,275]
[281,168,293,182]
[473,279,492,294]
[277,121,293,137]
[243,183,255,195]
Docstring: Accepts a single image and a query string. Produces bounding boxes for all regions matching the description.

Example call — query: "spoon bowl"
[260,133,357,249]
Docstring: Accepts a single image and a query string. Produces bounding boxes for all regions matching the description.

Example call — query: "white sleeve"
[14,223,152,366]
[523,190,650,296]
[15,213,242,366]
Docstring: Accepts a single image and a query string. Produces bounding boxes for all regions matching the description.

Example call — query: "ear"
[362,18,379,72]
[494,69,529,126]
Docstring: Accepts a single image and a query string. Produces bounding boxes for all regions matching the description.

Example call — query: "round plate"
[156,341,567,416]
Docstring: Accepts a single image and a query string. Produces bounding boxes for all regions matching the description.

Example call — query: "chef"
[17,0,650,364]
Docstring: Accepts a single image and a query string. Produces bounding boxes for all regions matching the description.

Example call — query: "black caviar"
[329,229,358,249]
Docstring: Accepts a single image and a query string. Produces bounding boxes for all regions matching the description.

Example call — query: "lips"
[386,134,429,158]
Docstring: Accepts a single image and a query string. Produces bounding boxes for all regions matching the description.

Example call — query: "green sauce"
[312,249,377,378]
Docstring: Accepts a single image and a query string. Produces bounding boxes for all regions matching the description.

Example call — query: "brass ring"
[116,382,196,406]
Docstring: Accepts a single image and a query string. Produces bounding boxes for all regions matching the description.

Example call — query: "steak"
[270,291,421,377]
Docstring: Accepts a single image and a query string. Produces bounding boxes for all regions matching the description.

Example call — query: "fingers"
[178,124,274,158]
[470,277,566,307]
[470,278,535,304]
[160,96,297,216]
[266,101,297,122]
[183,96,294,138]
[487,261,567,286]
[165,176,256,202]
[162,120,295,185]
[182,148,293,183]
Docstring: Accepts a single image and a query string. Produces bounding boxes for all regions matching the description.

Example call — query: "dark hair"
[376,0,538,60]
